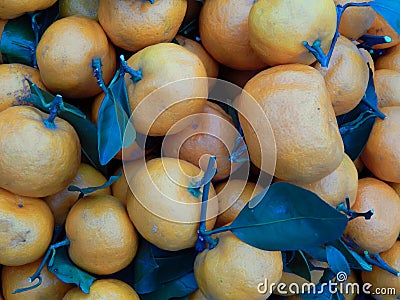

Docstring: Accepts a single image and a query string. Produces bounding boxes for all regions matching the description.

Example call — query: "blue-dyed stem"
[120,55,142,84]
[13,238,70,294]
[303,2,372,68]
[43,95,62,129]
[363,251,400,276]
[336,197,374,221]
[92,58,108,94]
[361,97,387,120]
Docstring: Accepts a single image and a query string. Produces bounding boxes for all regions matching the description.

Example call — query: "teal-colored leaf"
[97,72,135,166]
[328,240,372,271]
[68,169,122,199]
[140,272,198,300]
[302,246,327,262]
[326,246,350,276]
[47,247,96,294]
[370,0,400,35]
[133,239,197,295]
[284,250,312,282]
[229,182,348,251]
[24,80,109,175]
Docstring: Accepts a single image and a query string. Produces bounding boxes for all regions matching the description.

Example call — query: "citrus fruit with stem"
[0,106,81,197]
[0,188,54,266]
[366,14,400,50]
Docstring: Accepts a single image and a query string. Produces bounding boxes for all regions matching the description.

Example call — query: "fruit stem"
[120,55,142,84]
[12,238,70,294]
[358,34,392,49]
[229,134,250,163]
[363,251,400,276]
[92,58,108,94]
[303,2,372,68]
[336,197,374,220]
[43,95,62,129]
[361,97,387,120]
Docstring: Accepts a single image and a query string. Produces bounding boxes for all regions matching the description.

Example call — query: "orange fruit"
[344,178,400,254]
[282,153,358,208]
[36,16,116,98]
[0,188,54,266]
[334,0,376,40]
[2,258,72,299]
[63,279,139,299]
[194,231,282,300]
[90,93,146,162]
[0,19,8,63]
[248,0,337,66]
[375,43,400,72]
[0,0,57,19]
[98,0,187,52]
[0,63,48,113]
[65,194,138,275]
[188,289,208,300]
[59,0,99,20]
[237,64,344,184]
[199,0,266,71]
[125,43,208,136]
[214,179,264,227]
[0,106,81,197]
[361,240,400,300]
[374,69,400,107]
[175,35,219,79]
[366,14,400,50]
[127,157,218,251]
[44,163,111,226]
[162,101,241,182]
[314,36,369,116]
[361,106,400,183]
[354,157,364,174]
[390,182,400,197]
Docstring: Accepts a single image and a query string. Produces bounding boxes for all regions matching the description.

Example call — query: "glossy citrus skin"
[0,188,54,266]
[361,107,400,183]
[285,154,358,208]
[214,180,264,227]
[314,36,369,116]
[194,231,282,300]
[361,241,400,300]
[334,0,376,41]
[127,157,218,251]
[2,258,72,299]
[66,195,138,275]
[98,0,187,52]
[0,63,47,113]
[199,0,266,71]
[238,64,344,184]
[175,35,219,79]
[366,14,400,50]
[0,0,57,19]
[374,69,400,107]
[375,43,400,72]
[36,16,116,98]
[63,279,139,300]
[248,0,337,66]
[125,43,208,136]
[44,163,111,226]
[59,0,99,20]
[344,178,400,254]
[0,106,81,197]
[162,101,240,181]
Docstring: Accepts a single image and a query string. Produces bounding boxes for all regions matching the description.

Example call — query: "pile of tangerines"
[1,0,400,299]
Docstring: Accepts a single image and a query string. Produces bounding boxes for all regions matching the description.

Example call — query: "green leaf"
[284,250,312,282]
[326,246,350,276]
[327,240,372,272]
[97,70,136,166]
[140,272,198,300]
[68,169,122,199]
[370,0,400,35]
[133,239,197,295]
[229,182,348,251]
[24,80,109,175]
[47,247,96,294]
